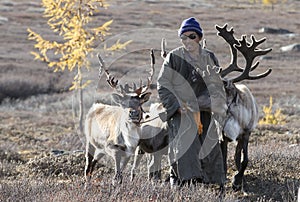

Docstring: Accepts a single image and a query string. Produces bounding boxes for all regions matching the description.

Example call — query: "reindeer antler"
[97,49,155,96]
[136,49,155,94]
[232,35,272,83]
[98,53,119,89]
[216,24,272,83]
[161,38,167,59]
[216,24,241,77]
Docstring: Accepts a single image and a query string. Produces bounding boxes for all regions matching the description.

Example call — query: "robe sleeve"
[157,53,180,121]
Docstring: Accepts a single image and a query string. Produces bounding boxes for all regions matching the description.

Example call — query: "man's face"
[180,31,201,52]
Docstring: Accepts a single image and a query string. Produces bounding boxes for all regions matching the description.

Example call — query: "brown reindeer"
[130,102,169,181]
[84,50,155,185]
[216,24,272,192]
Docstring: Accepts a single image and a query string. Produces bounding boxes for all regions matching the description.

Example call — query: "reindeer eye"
[210,94,218,98]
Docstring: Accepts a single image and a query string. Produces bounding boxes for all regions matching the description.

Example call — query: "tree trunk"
[78,85,84,136]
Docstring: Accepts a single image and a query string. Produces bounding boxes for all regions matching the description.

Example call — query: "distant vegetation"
[0,68,71,103]
[259,96,286,125]
[250,0,288,9]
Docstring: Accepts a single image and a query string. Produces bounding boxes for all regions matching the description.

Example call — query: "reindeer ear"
[111,93,125,105]
[223,79,233,89]
[140,92,151,104]
[214,66,222,74]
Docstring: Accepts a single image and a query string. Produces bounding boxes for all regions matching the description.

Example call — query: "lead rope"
[139,115,160,124]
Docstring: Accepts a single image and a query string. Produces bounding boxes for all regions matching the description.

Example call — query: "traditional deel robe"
[157,45,225,184]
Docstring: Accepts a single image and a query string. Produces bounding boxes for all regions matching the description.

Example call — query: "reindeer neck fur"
[224,83,259,141]
[88,103,141,155]
[140,103,167,140]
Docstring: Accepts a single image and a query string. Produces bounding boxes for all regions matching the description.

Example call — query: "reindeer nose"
[129,110,139,118]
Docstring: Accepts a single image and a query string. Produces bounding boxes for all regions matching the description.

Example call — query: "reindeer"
[84,50,155,185]
[130,102,169,181]
[215,24,272,192]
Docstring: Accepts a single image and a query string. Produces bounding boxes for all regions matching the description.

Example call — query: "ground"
[0,0,299,201]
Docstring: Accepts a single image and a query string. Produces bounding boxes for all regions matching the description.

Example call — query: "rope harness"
[139,115,160,124]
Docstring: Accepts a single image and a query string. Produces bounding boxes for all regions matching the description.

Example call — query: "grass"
[0,77,299,202]
[0,128,299,201]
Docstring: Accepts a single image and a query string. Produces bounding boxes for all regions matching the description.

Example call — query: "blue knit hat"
[178,17,203,37]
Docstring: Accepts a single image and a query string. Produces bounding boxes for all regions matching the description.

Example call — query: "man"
[157,17,226,187]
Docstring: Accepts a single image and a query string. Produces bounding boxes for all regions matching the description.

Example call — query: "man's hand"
[177,107,187,114]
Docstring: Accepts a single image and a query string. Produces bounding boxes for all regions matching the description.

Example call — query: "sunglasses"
[180,33,197,40]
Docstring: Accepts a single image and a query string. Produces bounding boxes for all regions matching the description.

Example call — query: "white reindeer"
[84,50,155,185]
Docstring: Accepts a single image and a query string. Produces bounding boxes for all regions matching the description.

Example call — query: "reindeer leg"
[153,152,163,181]
[131,146,144,181]
[220,135,229,181]
[235,140,242,170]
[120,155,130,173]
[232,138,243,191]
[147,153,155,180]
[112,154,130,184]
[233,131,250,192]
[85,142,96,183]
[113,152,123,185]
[148,152,162,181]
[240,131,250,193]
[85,144,104,188]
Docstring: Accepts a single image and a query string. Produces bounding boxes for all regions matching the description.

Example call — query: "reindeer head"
[98,50,155,124]
[111,92,151,123]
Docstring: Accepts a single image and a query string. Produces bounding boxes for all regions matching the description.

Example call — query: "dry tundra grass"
[0,0,300,201]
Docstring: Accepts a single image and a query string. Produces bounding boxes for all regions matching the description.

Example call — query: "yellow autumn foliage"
[104,39,133,51]
[259,96,286,125]
[249,0,287,10]
[27,0,119,90]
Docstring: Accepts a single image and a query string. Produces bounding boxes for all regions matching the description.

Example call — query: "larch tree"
[27,0,128,137]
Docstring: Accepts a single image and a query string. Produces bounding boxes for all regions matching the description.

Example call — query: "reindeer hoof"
[113,172,123,185]
[218,184,226,200]
[232,182,242,192]
[84,182,91,190]
[232,175,242,191]
[149,171,161,182]
[130,173,135,181]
